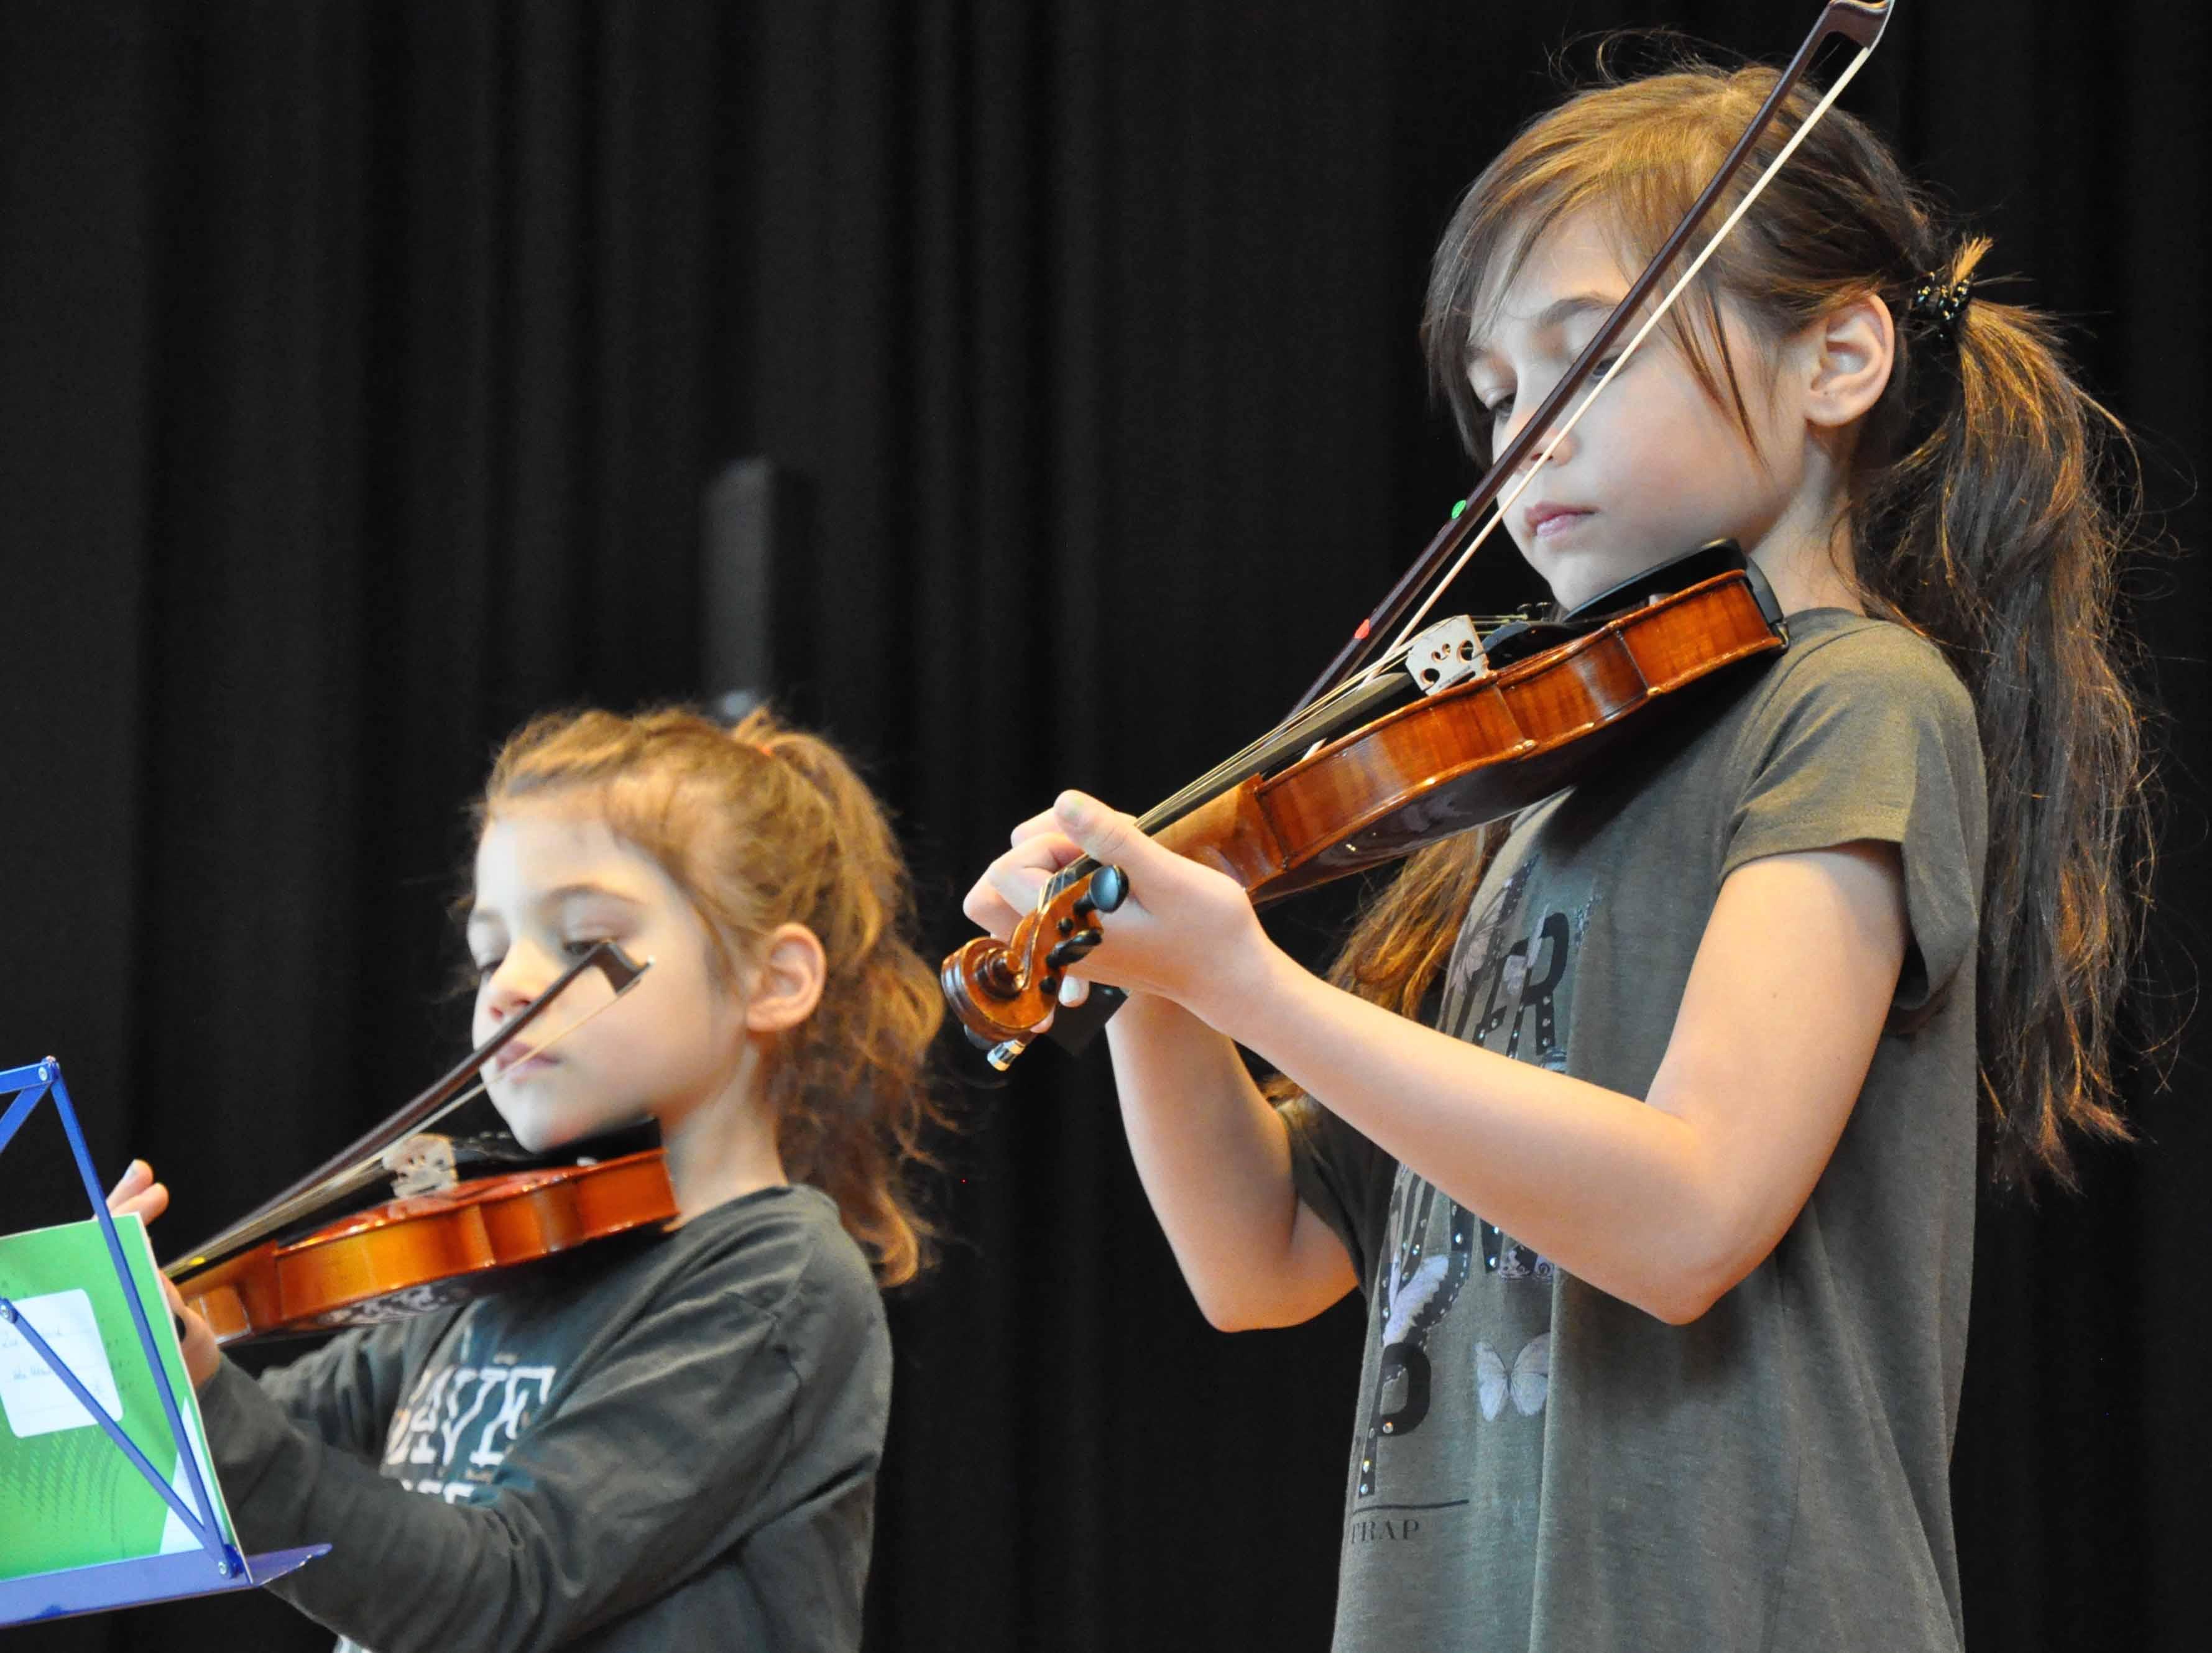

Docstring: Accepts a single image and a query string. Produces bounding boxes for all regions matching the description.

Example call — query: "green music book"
[0,1213,235,1582]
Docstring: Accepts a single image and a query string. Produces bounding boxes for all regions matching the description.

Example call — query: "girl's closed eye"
[1482,354,1621,431]
[1544,352,1624,407]
[470,936,614,982]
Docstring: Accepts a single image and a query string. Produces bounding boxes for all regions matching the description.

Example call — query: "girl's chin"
[1524,549,1615,613]
[491,1094,604,1156]
[1524,542,1659,613]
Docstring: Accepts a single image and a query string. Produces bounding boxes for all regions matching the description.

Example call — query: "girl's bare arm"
[1101,992,1357,1328]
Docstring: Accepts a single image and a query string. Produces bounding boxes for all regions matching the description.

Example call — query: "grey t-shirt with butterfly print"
[1282,610,1986,1653]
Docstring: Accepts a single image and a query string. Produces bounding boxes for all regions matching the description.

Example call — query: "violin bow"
[1288,0,1896,720]
[165,940,651,1276]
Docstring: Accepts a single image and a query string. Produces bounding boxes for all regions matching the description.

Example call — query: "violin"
[941,1,1895,1067]
[173,1150,675,1344]
[165,940,672,1345]
[945,547,1786,1064]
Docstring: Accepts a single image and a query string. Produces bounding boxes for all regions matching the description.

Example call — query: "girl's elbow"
[1644,1279,1724,1326]
[1614,1264,1713,1325]
[1190,1283,1293,1333]
[1647,1234,1769,1325]
[1181,1267,1251,1330]
[1185,1265,1336,1332]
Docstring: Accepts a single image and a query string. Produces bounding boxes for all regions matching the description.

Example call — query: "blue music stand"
[0,1056,325,1624]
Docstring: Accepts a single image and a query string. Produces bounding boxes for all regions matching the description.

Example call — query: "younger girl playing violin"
[112,706,944,1652]
[967,60,2145,1653]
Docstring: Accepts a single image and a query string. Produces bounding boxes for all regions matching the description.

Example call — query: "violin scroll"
[944,863,1128,1071]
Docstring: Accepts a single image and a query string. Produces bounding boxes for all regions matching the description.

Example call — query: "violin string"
[1035,601,1515,910]
[166,974,650,1275]
[1036,674,1393,909]
[1363,34,1881,679]
[1359,506,1512,686]
[1122,609,1537,848]
[1134,664,1399,834]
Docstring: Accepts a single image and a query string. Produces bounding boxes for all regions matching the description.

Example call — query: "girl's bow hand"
[104,1159,221,1388]
[965,790,1282,1033]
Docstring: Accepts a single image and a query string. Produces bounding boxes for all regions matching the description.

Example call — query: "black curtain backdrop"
[2,2,2205,1650]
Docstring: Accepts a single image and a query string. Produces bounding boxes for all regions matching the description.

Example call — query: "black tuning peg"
[1046,929,1104,970]
[1074,865,1128,918]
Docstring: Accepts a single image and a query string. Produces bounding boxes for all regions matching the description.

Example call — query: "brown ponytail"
[1853,237,2146,1188]
[481,706,951,1282]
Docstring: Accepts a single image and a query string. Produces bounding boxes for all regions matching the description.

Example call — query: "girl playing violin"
[111,706,944,1652]
[966,59,2145,1653]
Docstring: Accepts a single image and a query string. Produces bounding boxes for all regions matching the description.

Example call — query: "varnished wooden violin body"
[1161,568,1782,899]
[173,1151,677,1344]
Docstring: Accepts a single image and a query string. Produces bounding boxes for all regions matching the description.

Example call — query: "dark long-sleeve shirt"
[196,1182,890,1652]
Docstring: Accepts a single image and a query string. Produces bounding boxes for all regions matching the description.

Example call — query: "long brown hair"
[1321,60,2149,1189]
[479,705,949,1282]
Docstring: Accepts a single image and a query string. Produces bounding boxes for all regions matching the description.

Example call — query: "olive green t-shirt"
[1285,611,1986,1653]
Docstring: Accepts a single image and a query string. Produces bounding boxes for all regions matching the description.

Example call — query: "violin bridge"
[1404,616,1488,694]
[385,1132,458,1197]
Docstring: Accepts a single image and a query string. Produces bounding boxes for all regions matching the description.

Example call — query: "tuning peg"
[1046,929,1104,970]
[1074,865,1128,918]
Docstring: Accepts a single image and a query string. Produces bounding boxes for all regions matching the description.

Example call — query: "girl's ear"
[744,923,827,1033]
[1799,291,1896,430]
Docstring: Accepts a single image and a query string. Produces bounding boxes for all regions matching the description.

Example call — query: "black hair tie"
[1909,272,1974,344]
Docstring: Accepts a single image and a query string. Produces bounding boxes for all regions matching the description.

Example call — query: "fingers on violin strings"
[983,839,1072,913]
[962,867,1036,939]
[959,877,1007,936]
[1052,791,1146,868]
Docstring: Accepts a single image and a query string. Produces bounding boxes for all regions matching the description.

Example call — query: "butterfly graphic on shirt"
[1475,1334,1551,1420]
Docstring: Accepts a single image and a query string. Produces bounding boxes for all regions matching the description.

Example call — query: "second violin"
[173,1148,676,1343]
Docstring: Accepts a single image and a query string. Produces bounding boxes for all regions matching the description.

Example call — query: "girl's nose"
[1505,409,1575,474]
[481,951,554,1022]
